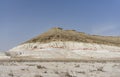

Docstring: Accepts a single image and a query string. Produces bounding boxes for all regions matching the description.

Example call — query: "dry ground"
[0,60,120,77]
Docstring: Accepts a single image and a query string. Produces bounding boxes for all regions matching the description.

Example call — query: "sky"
[0,0,120,51]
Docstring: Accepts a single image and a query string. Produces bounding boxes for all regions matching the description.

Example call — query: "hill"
[7,27,120,59]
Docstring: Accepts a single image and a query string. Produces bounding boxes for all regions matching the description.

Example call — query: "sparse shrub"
[65,72,73,77]
[97,67,104,72]
[34,75,42,77]
[55,71,59,74]
[37,65,46,69]
[77,71,85,74]
[8,72,14,77]
[21,68,25,71]
[75,64,80,67]
[89,69,96,72]
[44,71,47,73]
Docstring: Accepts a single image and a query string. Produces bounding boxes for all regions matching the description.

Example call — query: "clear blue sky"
[0,0,120,51]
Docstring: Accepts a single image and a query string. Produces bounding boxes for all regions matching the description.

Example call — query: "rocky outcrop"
[9,41,120,52]
[7,41,120,59]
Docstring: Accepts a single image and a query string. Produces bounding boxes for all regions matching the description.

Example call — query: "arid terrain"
[0,27,120,77]
[0,60,120,77]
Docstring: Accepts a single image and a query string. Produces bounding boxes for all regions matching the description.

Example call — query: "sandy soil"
[0,61,120,77]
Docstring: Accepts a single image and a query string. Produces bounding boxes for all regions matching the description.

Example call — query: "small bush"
[37,65,46,69]
[34,75,42,77]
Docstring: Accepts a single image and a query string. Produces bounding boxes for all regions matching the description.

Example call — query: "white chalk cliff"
[8,27,120,59]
